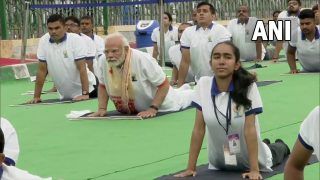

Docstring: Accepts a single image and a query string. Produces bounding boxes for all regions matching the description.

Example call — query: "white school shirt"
[289,26,320,72]
[298,106,319,159]
[192,76,272,171]
[168,44,195,83]
[1,164,52,180]
[227,17,266,61]
[37,33,95,99]
[97,49,193,112]
[79,33,96,61]
[180,23,231,80]
[0,118,19,164]
[278,10,300,54]
[151,26,178,63]
[91,34,105,76]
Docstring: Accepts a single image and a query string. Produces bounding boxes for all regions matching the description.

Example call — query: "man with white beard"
[90,33,194,118]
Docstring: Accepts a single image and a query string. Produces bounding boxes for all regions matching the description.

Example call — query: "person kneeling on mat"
[89,32,194,119]
[174,42,290,179]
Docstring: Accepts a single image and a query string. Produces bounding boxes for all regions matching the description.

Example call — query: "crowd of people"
[1,0,319,179]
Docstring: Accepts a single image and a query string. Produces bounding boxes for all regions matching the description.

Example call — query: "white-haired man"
[90,33,194,118]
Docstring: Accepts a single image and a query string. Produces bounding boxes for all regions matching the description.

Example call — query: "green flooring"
[0,60,319,180]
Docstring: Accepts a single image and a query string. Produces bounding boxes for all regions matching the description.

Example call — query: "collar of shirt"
[49,33,67,43]
[287,10,300,17]
[301,27,320,40]
[196,22,214,31]
[237,18,249,25]
[159,25,173,31]
[211,77,234,96]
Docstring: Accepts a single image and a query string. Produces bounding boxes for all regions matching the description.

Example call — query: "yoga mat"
[245,63,267,70]
[157,155,318,180]
[21,90,57,96]
[9,98,94,107]
[256,80,282,87]
[69,107,195,120]
[280,72,320,76]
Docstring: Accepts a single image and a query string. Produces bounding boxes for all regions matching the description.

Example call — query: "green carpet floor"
[0,60,319,180]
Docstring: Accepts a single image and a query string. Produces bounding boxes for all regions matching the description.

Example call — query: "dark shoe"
[275,139,291,155]
[263,138,271,145]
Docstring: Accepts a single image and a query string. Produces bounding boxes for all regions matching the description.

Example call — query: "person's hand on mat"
[137,108,157,118]
[272,55,279,62]
[27,97,42,104]
[173,169,197,177]
[89,109,107,117]
[290,69,299,74]
[242,171,263,180]
[73,95,89,101]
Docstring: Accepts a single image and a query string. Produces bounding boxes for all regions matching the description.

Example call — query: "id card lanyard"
[211,95,232,135]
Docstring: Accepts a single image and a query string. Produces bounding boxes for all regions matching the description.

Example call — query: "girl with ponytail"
[175,41,289,179]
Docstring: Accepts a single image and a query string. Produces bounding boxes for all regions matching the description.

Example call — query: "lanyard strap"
[212,95,232,135]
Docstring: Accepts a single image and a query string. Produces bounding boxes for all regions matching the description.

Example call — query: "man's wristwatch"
[149,105,159,111]
[82,90,89,95]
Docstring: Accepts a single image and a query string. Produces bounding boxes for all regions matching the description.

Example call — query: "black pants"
[267,141,290,167]
[89,76,99,98]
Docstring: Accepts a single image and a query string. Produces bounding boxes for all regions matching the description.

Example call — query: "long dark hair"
[211,41,257,110]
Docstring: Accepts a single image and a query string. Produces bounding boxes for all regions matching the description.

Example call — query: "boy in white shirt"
[178,1,231,87]
[284,106,319,180]
[0,118,19,166]
[168,22,195,85]
[28,14,97,103]
[287,9,320,73]
[0,128,52,180]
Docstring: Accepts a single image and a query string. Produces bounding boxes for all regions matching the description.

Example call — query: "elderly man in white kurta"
[91,33,194,118]
[227,5,265,61]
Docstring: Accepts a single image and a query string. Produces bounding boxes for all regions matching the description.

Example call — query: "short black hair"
[298,9,315,19]
[65,16,80,26]
[287,0,301,5]
[312,4,319,11]
[80,15,94,24]
[47,14,65,25]
[273,10,281,17]
[197,1,216,14]
[164,12,173,22]
[0,128,4,153]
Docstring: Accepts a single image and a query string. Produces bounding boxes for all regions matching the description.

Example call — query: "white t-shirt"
[180,23,231,80]
[79,33,96,60]
[97,49,193,112]
[151,26,178,62]
[289,26,320,72]
[192,76,272,171]
[168,44,195,83]
[278,10,300,53]
[1,163,52,180]
[298,106,319,159]
[0,118,19,164]
[37,33,96,99]
[227,17,266,61]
